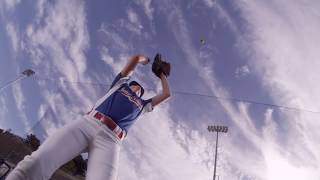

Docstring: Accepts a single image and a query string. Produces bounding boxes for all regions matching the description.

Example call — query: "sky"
[1,0,320,179]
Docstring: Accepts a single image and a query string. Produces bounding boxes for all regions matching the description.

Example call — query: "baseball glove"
[152,53,171,78]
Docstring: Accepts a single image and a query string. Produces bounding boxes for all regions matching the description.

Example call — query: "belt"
[93,112,126,140]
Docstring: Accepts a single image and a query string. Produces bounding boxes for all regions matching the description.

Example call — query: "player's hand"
[137,55,150,65]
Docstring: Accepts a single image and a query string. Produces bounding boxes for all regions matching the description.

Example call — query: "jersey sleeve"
[110,73,130,90]
[141,98,153,114]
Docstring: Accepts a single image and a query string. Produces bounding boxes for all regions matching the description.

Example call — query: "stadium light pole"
[208,125,228,180]
[0,69,35,92]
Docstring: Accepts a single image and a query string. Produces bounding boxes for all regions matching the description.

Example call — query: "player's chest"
[116,88,143,109]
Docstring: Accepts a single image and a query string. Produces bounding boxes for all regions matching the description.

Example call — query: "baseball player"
[6,54,171,180]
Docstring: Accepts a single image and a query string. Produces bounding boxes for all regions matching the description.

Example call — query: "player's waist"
[86,110,126,140]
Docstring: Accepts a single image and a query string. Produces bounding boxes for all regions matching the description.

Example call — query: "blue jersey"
[90,73,153,133]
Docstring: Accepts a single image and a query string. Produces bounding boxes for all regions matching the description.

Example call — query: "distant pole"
[208,125,228,180]
[213,130,218,180]
[0,69,35,92]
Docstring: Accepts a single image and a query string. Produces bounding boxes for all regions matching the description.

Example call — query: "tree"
[24,134,40,151]
[61,155,87,177]
[72,155,87,176]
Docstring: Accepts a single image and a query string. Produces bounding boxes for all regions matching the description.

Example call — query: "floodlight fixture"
[22,69,35,77]
[207,125,228,133]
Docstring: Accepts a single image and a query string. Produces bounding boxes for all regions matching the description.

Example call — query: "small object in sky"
[22,69,35,77]
[200,39,205,45]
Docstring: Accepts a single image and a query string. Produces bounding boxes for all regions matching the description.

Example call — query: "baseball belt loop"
[114,126,122,135]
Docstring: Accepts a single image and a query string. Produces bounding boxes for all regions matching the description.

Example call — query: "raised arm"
[151,73,171,107]
[121,55,149,77]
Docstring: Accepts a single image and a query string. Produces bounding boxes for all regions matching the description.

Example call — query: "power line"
[33,75,320,114]
[170,90,320,114]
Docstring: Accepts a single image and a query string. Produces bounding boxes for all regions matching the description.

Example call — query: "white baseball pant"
[6,116,121,180]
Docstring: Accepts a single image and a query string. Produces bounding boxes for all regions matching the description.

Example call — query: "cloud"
[96,19,211,179]
[119,103,211,180]
[232,0,320,179]
[98,17,215,179]
[24,0,95,114]
[99,46,127,74]
[261,140,319,180]
[163,0,320,178]
[262,109,277,141]
[236,0,320,111]
[12,82,32,132]
[146,3,265,179]
[5,0,320,179]
[6,22,20,54]
[161,1,320,179]
[99,6,154,41]
[98,22,150,77]
[34,0,46,22]
[203,0,215,8]
[37,103,61,138]
[26,0,89,80]
[235,65,250,78]
[1,0,102,140]
[126,8,144,35]
[99,23,132,52]
[0,0,21,15]
[203,0,240,35]
[128,8,140,25]
[134,0,154,21]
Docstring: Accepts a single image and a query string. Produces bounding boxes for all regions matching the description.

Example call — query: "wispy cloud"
[0,0,21,16]
[127,8,144,35]
[26,0,89,80]
[203,0,215,8]
[233,0,320,179]
[120,104,211,180]
[99,23,133,52]
[203,0,240,36]
[26,0,94,108]
[98,9,214,179]
[235,65,250,78]
[15,0,97,135]
[139,3,264,179]
[134,0,154,21]
[162,1,320,179]
[12,82,31,132]
[5,22,20,54]
[37,103,63,139]
[4,0,319,179]
[162,0,320,178]
[98,22,150,78]
[99,46,126,74]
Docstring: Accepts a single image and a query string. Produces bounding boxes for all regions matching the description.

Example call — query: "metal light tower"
[0,69,35,92]
[208,125,228,180]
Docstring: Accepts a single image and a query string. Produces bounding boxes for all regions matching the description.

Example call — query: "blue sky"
[1,0,320,179]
